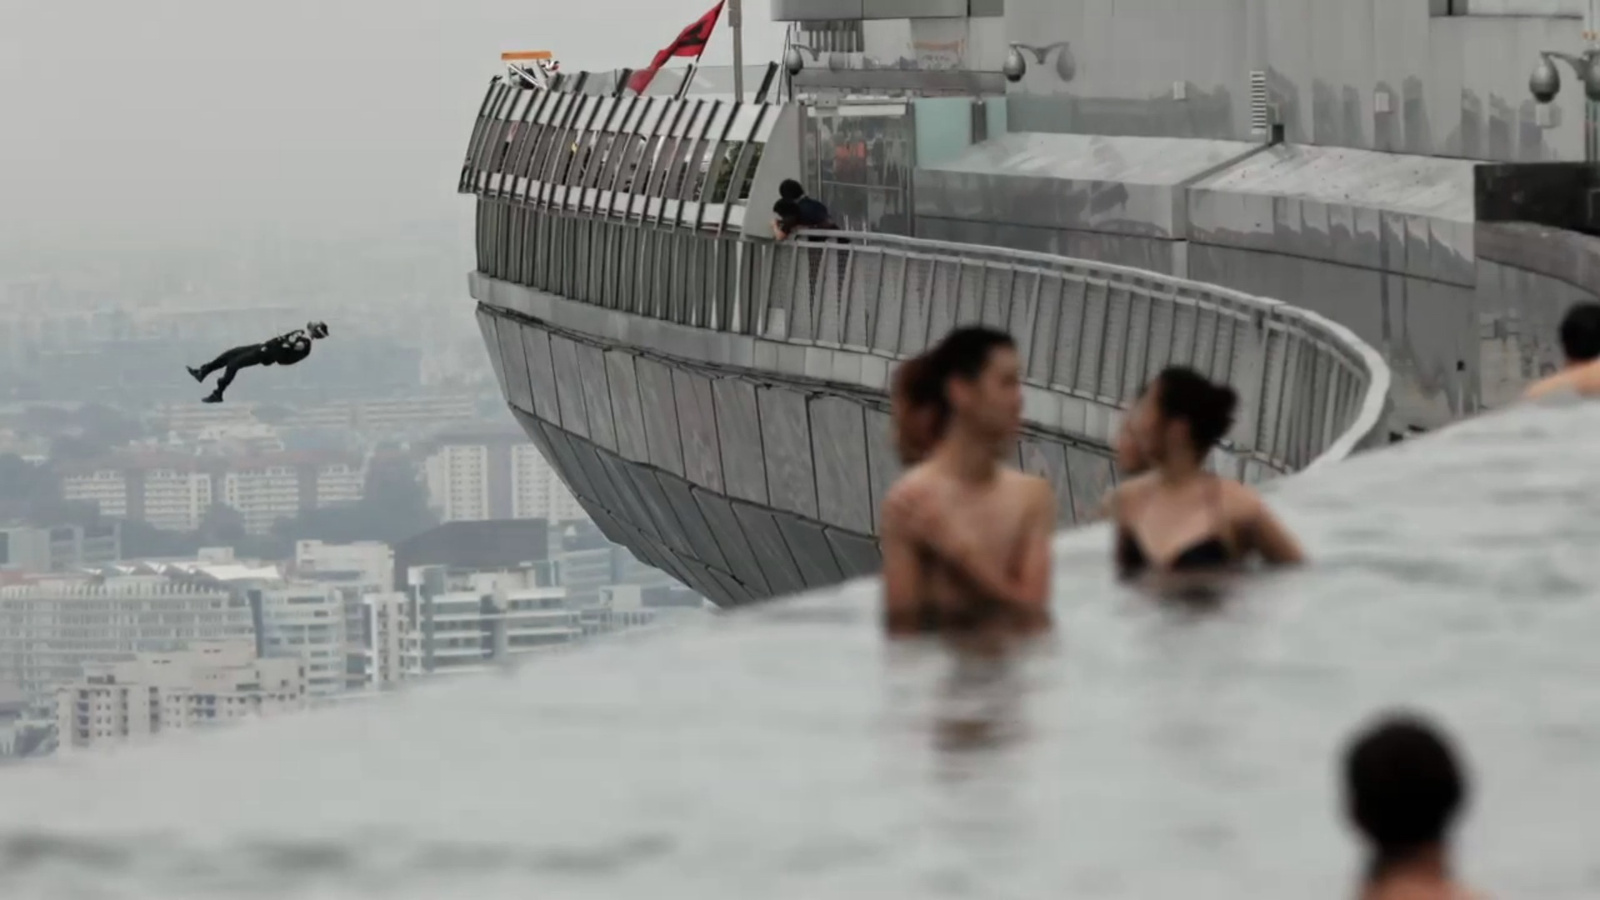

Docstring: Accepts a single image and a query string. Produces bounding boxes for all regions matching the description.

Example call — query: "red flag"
[627,2,725,94]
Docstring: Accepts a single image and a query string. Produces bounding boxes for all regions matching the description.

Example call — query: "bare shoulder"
[1524,371,1569,400]
[886,462,936,498]
[1002,469,1055,513]
[1216,477,1273,519]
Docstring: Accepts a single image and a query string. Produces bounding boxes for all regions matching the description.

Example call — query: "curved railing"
[471,200,1390,476]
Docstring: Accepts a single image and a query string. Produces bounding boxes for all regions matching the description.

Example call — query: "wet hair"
[1558,302,1600,363]
[1150,366,1238,455]
[891,327,1017,464]
[779,179,805,201]
[1343,713,1467,883]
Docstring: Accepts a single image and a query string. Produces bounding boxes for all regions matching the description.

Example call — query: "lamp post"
[730,0,744,101]
[1528,48,1600,161]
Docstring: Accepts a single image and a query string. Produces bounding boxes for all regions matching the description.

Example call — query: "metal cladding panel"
[617,462,696,559]
[475,308,510,400]
[635,358,686,477]
[547,336,591,439]
[520,325,563,425]
[494,316,535,412]
[691,488,774,596]
[757,386,818,520]
[605,351,652,464]
[1062,443,1116,525]
[562,433,637,528]
[826,528,882,580]
[672,369,724,493]
[861,407,900,532]
[711,378,770,506]
[730,500,810,596]
[575,343,619,452]
[702,567,755,607]
[653,471,733,576]
[773,512,844,587]
[530,421,606,518]
[808,395,873,534]
[1019,438,1076,527]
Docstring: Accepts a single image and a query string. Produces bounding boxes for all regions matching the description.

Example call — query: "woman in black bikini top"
[1105,367,1303,578]
[1114,477,1236,575]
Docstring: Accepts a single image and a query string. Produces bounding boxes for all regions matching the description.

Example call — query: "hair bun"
[1210,383,1239,419]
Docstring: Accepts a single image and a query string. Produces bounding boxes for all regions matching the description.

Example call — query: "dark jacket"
[261,330,313,366]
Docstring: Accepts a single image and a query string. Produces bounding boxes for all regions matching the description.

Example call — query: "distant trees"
[18,403,148,463]
[0,453,67,523]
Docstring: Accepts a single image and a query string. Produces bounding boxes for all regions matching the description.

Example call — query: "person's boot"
[202,391,224,404]
[187,366,205,383]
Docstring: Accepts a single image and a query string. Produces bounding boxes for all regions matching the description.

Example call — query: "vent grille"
[1249,70,1269,138]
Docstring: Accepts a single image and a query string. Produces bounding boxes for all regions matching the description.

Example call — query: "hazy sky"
[0,0,785,254]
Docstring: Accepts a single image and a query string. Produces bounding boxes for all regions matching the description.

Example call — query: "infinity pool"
[4,399,1600,899]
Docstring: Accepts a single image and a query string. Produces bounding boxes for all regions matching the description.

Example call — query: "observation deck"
[458,72,1388,606]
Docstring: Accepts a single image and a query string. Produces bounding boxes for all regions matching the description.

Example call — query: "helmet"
[307,321,329,339]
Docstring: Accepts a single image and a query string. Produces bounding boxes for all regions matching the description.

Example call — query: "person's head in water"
[1559,302,1600,366]
[891,327,1021,465]
[1343,713,1467,884]
[779,179,806,201]
[307,321,330,340]
[1126,366,1237,471]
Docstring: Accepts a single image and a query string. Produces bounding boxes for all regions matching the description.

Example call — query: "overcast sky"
[0,0,785,255]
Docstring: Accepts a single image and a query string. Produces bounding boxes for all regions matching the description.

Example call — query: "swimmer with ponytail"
[881,327,1055,637]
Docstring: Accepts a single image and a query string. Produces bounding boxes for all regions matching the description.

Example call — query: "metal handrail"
[777,230,1391,472]
[472,203,1391,475]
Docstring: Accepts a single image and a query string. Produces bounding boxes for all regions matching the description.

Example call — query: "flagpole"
[729,0,744,101]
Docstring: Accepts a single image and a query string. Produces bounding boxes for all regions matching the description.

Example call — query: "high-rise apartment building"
[348,591,410,691]
[0,523,121,573]
[402,566,579,677]
[61,452,366,534]
[251,585,345,701]
[55,641,306,752]
[423,433,583,524]
[511,443,585,521]
[0,576,255,705]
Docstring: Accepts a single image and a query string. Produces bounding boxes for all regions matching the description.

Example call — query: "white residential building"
[254,585,345,701]
[424,444,491,522]
[222,463,302,535]
[55,641,306,752]
[402,566,579,677]
[60,467,129,520]
[141,466,214,532]
[511,443,584,521]
[423,438,583,523]
[294,540,394,593]
[349,591,410,692]
[0,576,255,706]
[315,461,364,507]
